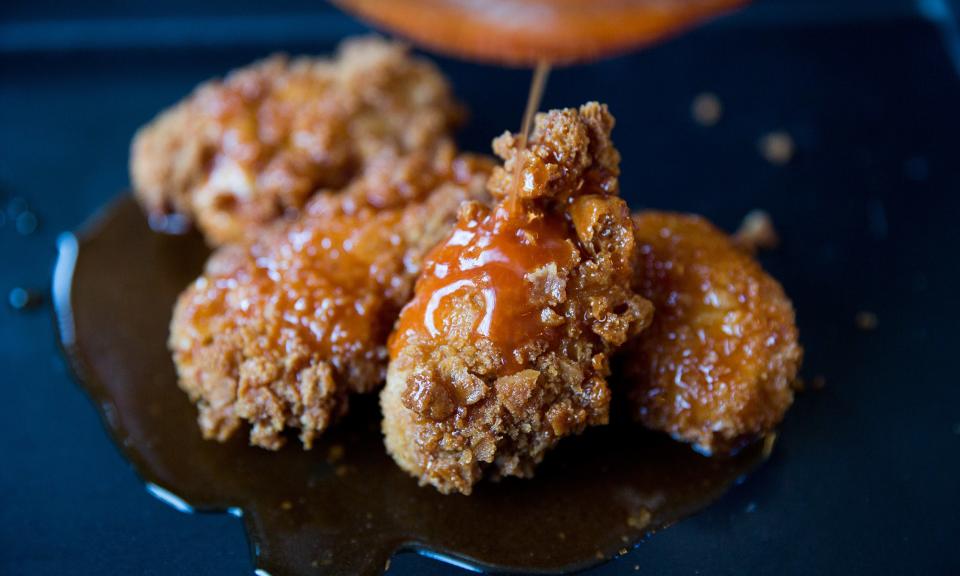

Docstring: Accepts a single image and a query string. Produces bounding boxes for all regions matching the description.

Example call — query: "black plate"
[2,3,959,574]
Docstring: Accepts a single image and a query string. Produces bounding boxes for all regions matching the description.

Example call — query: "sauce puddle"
[54,196,767,575]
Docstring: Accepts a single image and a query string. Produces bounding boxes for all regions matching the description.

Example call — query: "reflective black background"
[2,1,959,574]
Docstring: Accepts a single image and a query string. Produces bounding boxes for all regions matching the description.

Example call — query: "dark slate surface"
[1,1,959,574]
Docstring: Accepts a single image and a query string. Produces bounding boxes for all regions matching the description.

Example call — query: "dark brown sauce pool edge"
[53,195,769,576]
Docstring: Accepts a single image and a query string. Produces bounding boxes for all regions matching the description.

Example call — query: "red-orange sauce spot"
[390,204,576,375]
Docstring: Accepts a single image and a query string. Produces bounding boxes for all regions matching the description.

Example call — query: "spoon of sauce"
[333,0,749,66]
[334,0,748,207]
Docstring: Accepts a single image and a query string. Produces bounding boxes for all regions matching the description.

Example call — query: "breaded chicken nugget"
[624,212,802,455]
[131,37,462,245]
[169,153,491,449]
[382,103,654,494]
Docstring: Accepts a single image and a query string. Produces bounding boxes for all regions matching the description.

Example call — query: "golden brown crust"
[169,154,491,450]
[131,36,462,245]
[624,211,802,454]
[382,103,653,494]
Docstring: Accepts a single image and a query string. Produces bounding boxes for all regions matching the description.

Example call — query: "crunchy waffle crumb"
[759,131,795,165]
[327,444,345,463]
[762,432,778,458]
[691,92,722,126]
[856,311,879,331]
[734,209,780,253]
[627,508,652,530]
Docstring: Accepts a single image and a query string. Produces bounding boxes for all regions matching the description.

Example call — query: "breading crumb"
[627,508,652,530]
[759,131,795,165]
[855,311,878,331]
[734,209,780,253]
[762,432,778,459]
[327,444,345,463]
[691,92,722,126]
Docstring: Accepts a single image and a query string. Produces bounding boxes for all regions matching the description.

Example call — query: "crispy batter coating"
[169,154,491,449]
[382,103,654,494]
[131,36,462,245]
[624,212,802,455]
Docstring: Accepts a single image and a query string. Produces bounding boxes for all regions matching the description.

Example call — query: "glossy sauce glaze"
[389,204,576,375]
[168,152,492,450]
[178,152,495,359]
[624,212,801,455]
[56,196,769,575]
[179,206,405,365]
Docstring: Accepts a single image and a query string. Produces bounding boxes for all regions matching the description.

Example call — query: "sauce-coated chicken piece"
[132,37,462,245]
[383,103,654,494]
[624,212,802,455]
[169,153,491,449]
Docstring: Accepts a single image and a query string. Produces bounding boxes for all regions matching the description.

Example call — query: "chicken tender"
[169,153,491,449]
[383,103,654,494]
[131,36,462,245]
[624,212,802,455]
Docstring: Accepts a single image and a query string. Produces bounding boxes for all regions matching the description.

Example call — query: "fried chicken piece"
[131,36,462,245]
[382,103,654,494]
[169,153,491,450]
[623,212,802,455]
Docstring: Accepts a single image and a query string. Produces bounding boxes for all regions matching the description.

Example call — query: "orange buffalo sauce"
[389,203,576,375]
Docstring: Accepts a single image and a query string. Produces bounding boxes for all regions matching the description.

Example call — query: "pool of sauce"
[54,195,767,575]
